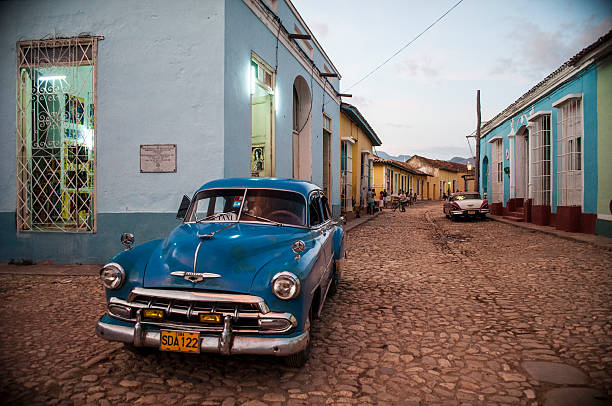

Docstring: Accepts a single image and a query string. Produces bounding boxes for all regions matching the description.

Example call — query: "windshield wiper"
[240,212,284,226]
[195,212,237,223]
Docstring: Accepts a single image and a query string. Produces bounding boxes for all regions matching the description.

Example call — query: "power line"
[345,0,464,92]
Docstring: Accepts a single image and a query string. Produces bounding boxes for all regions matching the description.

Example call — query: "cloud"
[395,56,439,79]
[490,17,612,81]
[350,95,372,108]
[310,21,329,39]
[385,122,413,129]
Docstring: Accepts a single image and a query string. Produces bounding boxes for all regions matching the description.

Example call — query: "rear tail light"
[480,200,489,209]
[451,202,461,210]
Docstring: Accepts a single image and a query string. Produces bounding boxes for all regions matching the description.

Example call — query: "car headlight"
[271,271,300,300]
[99,263,125,289]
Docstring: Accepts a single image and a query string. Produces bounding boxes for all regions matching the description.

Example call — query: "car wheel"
[449,214,455,221]
[284,310,311,368]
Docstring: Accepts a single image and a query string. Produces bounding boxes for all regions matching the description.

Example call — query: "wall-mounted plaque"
[140,144,177,173]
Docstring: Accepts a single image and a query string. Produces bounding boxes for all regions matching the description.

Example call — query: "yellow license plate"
[160,331,200,353]
[468,210,476,215]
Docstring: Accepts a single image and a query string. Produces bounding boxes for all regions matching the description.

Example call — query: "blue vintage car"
[96,177,346,366]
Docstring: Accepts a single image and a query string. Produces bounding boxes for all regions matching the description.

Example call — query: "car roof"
[452,192,480,196]
[196,177,321,197]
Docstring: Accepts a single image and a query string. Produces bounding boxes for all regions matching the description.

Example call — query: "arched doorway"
[482,156,489,197]
[292,76,312,180]
[515,125,529,199]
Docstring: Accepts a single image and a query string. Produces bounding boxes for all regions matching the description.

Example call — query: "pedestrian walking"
[378,191,384,211]
[367,188,375,215]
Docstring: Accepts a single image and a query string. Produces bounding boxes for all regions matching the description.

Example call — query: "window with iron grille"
[555,97,583,206]
[340,140,352,211]
[530,113,552,206]
[16,37,100,232]
[492,139,504,203]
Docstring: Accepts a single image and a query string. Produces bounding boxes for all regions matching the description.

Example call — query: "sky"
[292,0,612,160]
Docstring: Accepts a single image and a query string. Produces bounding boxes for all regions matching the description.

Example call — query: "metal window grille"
[17,37,100,232]
[492,140,504,203]
[530,115,552,206]
[340,141,352,211]
[557,99,583,206]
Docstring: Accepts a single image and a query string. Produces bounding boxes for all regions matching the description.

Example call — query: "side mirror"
[121,233,135,250]
[176,194,191,220]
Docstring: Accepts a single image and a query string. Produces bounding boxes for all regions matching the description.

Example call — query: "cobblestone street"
[1,201,610,405]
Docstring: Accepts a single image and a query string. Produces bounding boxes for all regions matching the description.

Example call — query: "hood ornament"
[171,271,221,283]
[292,240,306,261]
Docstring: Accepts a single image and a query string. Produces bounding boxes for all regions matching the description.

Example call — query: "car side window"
[309,195,323,227]
[321,196,331,222]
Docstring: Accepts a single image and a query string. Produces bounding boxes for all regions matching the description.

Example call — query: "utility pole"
[475,90,481,193]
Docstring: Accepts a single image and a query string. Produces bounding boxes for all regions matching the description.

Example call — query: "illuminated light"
[38,75,66,81]
[143,309,164,319]
[200,313,221,323]
[81,128,94,149]
[250,65,256,95]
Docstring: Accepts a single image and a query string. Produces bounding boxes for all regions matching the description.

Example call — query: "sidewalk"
[488,214,612,251]
[344,210,382,233]
[0,263,100,276]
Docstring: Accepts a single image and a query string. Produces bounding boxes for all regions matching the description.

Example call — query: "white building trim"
[242,0,341,104]
[552,93,582,108]
[341,137,355,144]
[528,110,552,122]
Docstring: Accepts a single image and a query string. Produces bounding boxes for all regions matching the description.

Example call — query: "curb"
[344,210,382,233]
[488,215,612,251]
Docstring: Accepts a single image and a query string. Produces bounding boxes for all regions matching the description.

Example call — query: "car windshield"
[452,193,481,201]
[186,188,306,227]
[240,189,306,226]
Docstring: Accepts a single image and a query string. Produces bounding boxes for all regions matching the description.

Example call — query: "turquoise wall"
[480,64,598,214]
[224,0,341,214]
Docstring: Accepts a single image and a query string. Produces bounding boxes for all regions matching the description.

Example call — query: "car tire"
[449,214,455,221]
[284,310,311,368]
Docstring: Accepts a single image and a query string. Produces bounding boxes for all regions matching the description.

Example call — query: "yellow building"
[405,155,473,200]
[373,157,431,199]
[340,103,382,213]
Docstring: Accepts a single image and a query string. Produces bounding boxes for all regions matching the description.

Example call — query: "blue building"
[479,31,611,237]
[0,0,343,263]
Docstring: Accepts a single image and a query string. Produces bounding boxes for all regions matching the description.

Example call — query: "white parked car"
[443,192,489,220]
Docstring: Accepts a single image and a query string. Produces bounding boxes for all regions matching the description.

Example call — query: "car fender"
[103,238,164,301]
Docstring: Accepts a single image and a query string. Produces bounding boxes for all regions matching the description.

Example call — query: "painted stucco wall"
[340,111,374,205]
[224,0,341,214]
[0,0,225,262]
[479,64,599,214]
[596,54,612,236]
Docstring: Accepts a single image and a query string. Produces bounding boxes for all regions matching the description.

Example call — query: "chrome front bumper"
[450,209,489,215]
[96,317,309,356]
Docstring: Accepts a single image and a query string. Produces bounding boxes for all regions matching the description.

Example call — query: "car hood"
[455,199,483,209]
[143,222,307,293]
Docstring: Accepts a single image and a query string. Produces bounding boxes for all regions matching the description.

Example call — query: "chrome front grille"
[107,288,296,334]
